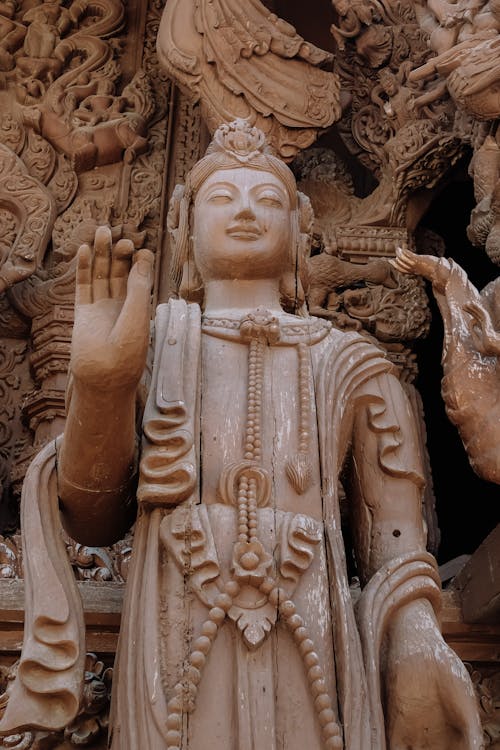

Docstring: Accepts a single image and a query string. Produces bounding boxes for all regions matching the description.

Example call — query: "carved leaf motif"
[228,600,277,651]
[286,452,313,495]
[22,130,56,186]
[0,114,25,156]
[47,154,78,215]
[122,69,156,123]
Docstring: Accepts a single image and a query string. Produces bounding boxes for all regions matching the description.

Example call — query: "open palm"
[70,225,154,391]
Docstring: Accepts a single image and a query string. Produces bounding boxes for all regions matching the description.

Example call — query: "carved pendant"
[228,587,277,651]
[286,451,313,494]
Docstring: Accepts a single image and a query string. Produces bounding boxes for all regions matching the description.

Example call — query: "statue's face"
[192,167,293,282]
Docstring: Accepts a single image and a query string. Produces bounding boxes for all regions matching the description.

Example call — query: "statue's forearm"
[351,469,427,582]
[349,377,427,582]
[57,381,138,545]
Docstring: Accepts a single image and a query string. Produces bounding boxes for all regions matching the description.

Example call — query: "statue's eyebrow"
[251,183,287,197]
[199,180,236,194]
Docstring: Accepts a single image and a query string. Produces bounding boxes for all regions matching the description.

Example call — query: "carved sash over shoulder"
[138,299,201,507]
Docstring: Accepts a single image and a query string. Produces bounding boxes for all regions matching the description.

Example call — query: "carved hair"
[167,119,313,312]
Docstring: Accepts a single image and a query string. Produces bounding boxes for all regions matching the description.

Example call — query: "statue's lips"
[226,225,262,240]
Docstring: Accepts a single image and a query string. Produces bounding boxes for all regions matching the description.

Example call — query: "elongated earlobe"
[179,259,204,304]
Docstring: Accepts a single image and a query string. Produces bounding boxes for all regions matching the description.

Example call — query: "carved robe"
[0,300,441,750]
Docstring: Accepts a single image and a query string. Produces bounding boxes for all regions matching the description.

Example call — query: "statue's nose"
[234,199,256,221]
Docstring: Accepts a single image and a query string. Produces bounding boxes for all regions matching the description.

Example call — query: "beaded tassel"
[286,342,314,494]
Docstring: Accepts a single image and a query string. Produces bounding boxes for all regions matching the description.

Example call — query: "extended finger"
[110,238,134,300]
[92,225,112,301]
[396,246,416,263]
[111,248,154,347]
[389,257,412,273]
[76,244,92,305]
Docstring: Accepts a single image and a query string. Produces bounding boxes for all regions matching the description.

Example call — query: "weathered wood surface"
[0,580,498,662]
[0,580,121,655]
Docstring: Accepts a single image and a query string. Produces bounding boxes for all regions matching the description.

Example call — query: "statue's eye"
[207,191,233,204]
[257,193,283,208]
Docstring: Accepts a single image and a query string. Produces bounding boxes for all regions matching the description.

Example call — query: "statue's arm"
[57,226,154,546]
[347,372,482,748]
[347,371,427,582]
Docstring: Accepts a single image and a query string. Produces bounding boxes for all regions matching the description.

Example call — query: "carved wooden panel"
[0,0,497,745]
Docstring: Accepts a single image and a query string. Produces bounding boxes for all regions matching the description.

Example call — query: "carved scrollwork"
[0,653,113,748]
[0,144,55,293]
[468,665,500,748]
[329,0,464,232]
[0,533,21,578]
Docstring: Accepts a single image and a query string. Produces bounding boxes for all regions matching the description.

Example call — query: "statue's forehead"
[196,166,290,193]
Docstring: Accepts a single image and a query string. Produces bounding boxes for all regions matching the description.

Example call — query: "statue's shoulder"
[150,300,202,361]
[308,314,387,356]
[309,315,395,388]
[154,298,201,329]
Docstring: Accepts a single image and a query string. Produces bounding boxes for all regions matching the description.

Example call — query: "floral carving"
[0,654,112,748]
[0,144,55,293]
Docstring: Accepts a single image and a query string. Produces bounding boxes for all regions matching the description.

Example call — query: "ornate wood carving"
[0,144,55,293]
[0,0,496,745]
[157,0,342,160]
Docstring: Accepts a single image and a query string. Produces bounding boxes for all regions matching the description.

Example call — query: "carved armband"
[56,446,138,510]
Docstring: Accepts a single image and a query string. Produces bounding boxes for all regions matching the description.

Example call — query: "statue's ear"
[280,197,310,314]
[298,190,314,238]
[167,184,188,292]
[297,191,313,302]
[179,258,204,304]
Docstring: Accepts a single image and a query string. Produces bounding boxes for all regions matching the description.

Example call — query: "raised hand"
[390,246,451,292]
[58,226,154,544]
[70,225,154,392]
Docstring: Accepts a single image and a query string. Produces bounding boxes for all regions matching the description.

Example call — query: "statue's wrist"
[57,462,138,502]
[69,372,140,399]
[388,597,439,633]
[57,436,139,497]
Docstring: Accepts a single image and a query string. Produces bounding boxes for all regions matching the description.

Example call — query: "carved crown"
[207,119,272,162]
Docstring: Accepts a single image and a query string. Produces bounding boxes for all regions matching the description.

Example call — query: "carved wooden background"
[0,0,497,746]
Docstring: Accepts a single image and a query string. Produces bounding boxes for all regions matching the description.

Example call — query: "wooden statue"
[0,120,482,750]
[392,246,500,485]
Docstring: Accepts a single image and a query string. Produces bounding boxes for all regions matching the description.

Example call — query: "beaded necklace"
[164,309,342,750]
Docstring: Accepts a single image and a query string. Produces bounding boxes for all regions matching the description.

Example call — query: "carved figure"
[0,121,482,749]
[410,0,500,268]
[330,0,378,48]
[306,251,397,329]
[156,0,342,160]
[467,131,500,263]
[0,143,55,293]
[20,69,153,173]
[392,245,500,483]
[416,37,500,119]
